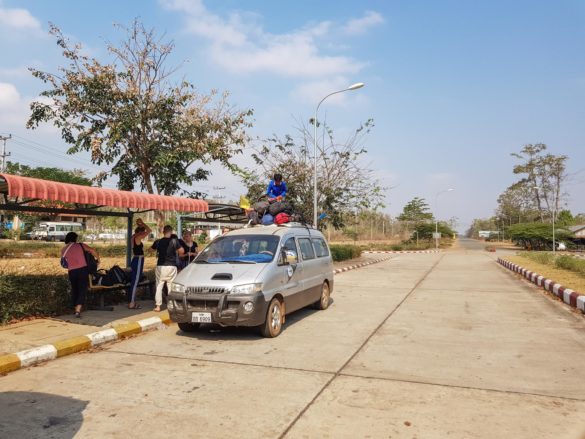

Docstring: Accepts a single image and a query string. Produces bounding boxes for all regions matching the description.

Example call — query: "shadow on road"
[175,301,332,340]
[0,391,88,439]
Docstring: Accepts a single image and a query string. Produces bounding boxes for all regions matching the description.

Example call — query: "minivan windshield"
[196,235,280,264]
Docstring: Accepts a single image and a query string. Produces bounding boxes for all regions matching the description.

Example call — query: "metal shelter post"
[126,211,133,268]
[177,213,182,237]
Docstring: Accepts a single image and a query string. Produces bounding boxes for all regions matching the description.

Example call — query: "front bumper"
[167,291,268,327]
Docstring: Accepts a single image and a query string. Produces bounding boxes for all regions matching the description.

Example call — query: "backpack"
[92,269,111,287]
[253,201,270,215]
[268,201,293,216]
[109,265,127,284]
[275,212,290,225]
[247,210,260,225]
[262,213,274,225]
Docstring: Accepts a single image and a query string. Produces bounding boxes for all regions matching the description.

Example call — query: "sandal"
[128,304,142,310]
[153,307,161,312]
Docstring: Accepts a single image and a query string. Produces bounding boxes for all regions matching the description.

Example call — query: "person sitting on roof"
[266,173,287,201]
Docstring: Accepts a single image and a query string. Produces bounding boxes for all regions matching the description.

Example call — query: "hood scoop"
[211,273,233,280]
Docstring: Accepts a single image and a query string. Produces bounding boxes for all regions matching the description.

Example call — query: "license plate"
[191,312,212,323]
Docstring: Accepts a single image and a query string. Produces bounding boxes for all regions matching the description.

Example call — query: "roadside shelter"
[0,173,208,266]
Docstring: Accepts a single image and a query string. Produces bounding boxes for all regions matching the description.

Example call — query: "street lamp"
[313,82,365,227]
[533,186,557,253]
[435,188,454,250]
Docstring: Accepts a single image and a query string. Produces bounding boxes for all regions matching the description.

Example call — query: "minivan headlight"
[170,283,186,293]
[230,283,262,295]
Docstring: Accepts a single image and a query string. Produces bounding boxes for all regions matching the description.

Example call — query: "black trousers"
[68,267,89,307]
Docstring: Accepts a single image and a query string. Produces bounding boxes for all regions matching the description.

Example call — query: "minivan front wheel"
[314,282,330,310]
[260,298,283,338]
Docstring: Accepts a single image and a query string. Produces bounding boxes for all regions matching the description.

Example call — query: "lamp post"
[434,188,454,250]
[313,82,365,227]
[533,186,556,253]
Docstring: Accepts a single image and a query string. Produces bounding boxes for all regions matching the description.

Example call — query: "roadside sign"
[432,232,441,239]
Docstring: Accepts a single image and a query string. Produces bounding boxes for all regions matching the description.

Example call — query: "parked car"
[167,223,334,337]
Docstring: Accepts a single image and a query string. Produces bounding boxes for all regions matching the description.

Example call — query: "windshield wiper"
[219,259,257,264]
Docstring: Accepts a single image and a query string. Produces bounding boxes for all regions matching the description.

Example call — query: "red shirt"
[61,243,90,270]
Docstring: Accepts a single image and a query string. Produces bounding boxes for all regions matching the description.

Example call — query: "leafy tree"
[466,217,497,238]
[241,118,384,229]
[2,162,93,229]
[508,222,573,250]
[411,222,454,241]
[511,144,567,222]
[556,209,575,226]
[5,162,92,186]
[27,21,253,229]
[397,197,434,223]
[495,181,538,225]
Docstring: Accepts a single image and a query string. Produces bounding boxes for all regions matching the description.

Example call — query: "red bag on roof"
[274,212,290,225]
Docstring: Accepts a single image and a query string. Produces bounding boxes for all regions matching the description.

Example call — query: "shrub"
[520,251,555,266]
[329,244,361,261]
[0,273,71,324]
[555,255,585,276]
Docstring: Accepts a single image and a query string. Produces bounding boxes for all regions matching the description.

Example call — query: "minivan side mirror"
[278,248,298,266]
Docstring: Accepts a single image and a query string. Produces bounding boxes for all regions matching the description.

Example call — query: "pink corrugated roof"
[0,173,208,213]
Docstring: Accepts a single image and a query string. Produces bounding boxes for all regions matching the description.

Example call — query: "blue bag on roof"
[262,213,274,225]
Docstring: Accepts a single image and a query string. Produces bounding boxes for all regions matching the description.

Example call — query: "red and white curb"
[0,313,171,376]
[498,258,585,313]
[334,257,392,274]
[364,250,440,254]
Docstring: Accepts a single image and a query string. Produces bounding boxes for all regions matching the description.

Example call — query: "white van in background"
[33,222,83,241]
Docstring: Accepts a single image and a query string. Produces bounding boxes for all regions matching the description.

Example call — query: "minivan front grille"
[186,286,226,294]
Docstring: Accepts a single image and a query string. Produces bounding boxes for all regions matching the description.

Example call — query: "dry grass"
[0,256,158,275]
[507,255,585,293]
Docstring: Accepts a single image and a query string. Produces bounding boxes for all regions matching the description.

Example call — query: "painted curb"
[364,250,441,254]
[334,257,392,274]
[0,312,171,376]
[497,258,585,313]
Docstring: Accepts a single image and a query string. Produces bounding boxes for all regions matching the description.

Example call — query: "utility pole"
[0,134,11,172]
[213,186,226,203]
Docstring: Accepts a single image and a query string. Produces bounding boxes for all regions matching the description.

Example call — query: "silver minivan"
[167,223,334,337]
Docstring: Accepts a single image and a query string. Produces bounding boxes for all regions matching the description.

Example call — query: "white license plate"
[191,312,212,323]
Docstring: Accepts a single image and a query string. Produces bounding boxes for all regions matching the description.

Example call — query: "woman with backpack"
[61,232,100,318]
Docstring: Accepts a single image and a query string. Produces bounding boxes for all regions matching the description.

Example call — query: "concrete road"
[2,245,585,438]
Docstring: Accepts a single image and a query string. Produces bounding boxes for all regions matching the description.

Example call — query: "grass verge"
[506,255,585,293]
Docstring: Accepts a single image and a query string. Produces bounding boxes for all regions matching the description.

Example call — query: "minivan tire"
[314,281,330,310]
[178,322,200,332]
[260,298,283,338]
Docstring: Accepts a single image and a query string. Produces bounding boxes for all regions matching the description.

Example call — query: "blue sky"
[1,0,584,231]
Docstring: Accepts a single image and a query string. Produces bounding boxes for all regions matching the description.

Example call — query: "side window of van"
[279,237,298,265]
[312,238,330,258]
[298,238,316,260]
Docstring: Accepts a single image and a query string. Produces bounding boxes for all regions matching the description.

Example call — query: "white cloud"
[162,0,364,78]
[0,82,20,108]
[343,11,384,35]
[0,6,41,30]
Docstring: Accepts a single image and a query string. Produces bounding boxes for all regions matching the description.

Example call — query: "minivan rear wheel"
[178,322,200,332]
[314,282,330,310]
[260,298,283,338]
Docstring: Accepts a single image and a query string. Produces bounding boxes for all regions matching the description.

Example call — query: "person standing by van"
[151,225,184,312]
[179,230,198,270]
[127,218,151,310]
[61,232,99,318]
